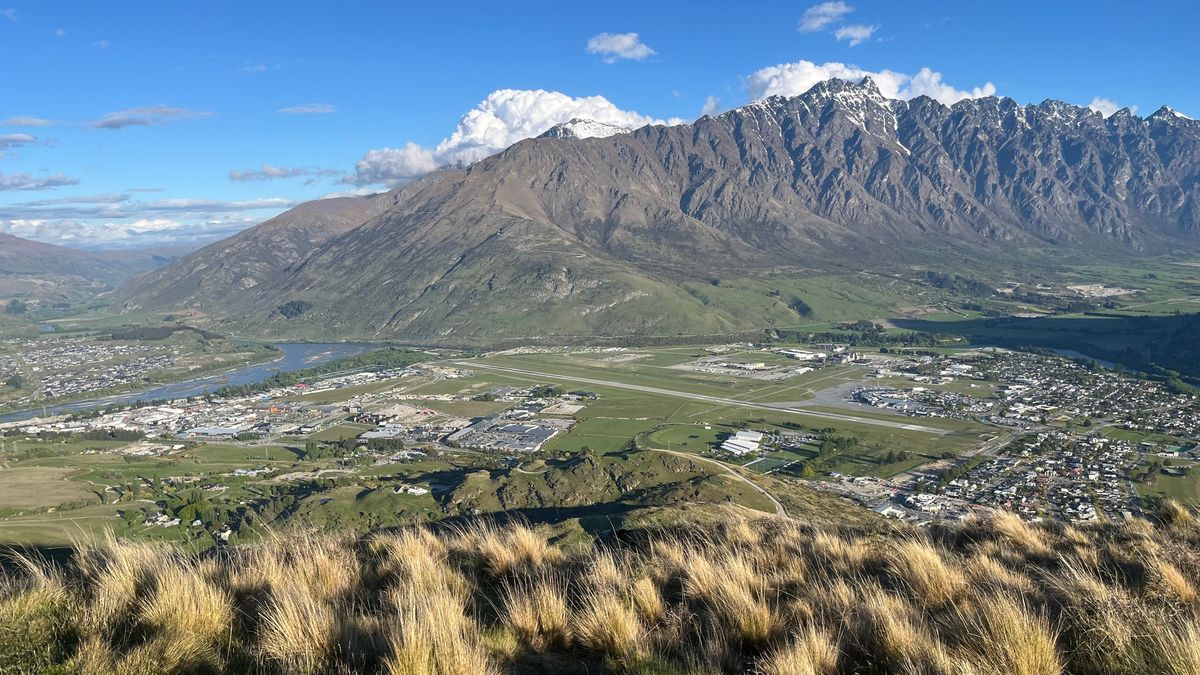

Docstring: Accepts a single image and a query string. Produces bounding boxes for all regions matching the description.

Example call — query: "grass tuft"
[0,509,1198,672]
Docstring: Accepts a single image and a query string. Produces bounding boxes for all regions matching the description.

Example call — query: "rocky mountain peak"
[538,118,632,140]
[119,77,1200,340]
[1148,105,1194,123]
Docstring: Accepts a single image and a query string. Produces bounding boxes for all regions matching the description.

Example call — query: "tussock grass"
[2,506,1200,672]
[1158,499,1198,530]
[953,594,1061,675]
[884,539,965,608]
[501,574,572,652]
[573,591,645,664]
[756,630,839,675]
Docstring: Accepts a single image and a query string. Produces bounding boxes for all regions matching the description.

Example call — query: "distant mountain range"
[117,77,1200,340]
[0,232,176,303]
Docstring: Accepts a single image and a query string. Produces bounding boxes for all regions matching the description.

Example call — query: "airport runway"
[457,361,951,435]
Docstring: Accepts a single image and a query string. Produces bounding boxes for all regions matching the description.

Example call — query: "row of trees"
[212,347,430,397]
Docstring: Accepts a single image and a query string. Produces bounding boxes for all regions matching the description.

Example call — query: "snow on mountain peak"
[538,118,632,140]
[1149,106,1193,122]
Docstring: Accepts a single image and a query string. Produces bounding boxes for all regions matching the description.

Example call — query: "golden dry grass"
[2,506,1200,673]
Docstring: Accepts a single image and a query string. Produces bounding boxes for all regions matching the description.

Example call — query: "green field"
[1100,427,1193,447]
[1139,466,1200,505]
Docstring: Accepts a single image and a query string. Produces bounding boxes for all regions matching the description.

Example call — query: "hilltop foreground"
[4,503,1200,674]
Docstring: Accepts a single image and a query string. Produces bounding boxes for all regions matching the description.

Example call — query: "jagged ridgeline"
[118,78,1200,340]
[4,504,1200,673]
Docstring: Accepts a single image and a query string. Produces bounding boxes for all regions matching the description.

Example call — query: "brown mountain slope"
[119,78,1200,340]
[0,232,175,302]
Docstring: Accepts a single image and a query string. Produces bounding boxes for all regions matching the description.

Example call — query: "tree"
[4,375,24,389]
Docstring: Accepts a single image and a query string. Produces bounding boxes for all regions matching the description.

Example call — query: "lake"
[0,342,379,423]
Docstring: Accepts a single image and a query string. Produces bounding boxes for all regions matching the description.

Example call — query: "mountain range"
[117,77,1200,340]
[0,233,177,303]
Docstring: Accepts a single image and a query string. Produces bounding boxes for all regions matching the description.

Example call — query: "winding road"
[649,447,788,517]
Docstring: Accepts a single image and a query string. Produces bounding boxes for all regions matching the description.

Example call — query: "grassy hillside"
[4,503,1200,673]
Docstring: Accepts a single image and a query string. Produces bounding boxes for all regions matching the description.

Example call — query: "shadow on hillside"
[423,502,642,539]
[892,312,1200,379]
[0,545,76,572]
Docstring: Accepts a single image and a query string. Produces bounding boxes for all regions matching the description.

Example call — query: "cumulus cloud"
[798,1,853,32]
[833,23,877,46]
[92,104,213,130]
[0,133,37,149]
[0,193,297,248]
[277,103,337,114]
[587,32,656,63]
[904,67,996,103]
[351,144,440,185]
[1,116,55,127]
[348,89,670,186]
[1088,96,1136,117]
[0,216,255,248]
[746,60,996,106]
[0,172,78,191]
[700,95,723,116]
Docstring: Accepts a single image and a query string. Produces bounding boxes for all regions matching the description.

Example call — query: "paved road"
[457,361,949,435]
[648,447,787,517]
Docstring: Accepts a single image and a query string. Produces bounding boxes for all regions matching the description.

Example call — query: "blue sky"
[1,0,1197,249]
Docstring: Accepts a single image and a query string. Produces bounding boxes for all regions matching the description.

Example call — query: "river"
[0,342,380,423]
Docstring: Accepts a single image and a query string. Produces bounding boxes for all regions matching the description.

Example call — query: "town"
[1,340,1197,546]
[822,349,1200,523]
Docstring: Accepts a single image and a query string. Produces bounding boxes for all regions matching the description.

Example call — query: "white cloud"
[229,163,340,183]
[0,193,298,247]
[833,23,877,46]
[348,89,669,186]
[0,133,37,149]
[55,28,64,37]
[234,62,279,75]
[798,2,853,32]
[277,103,337,114]
[0,217,248,248]
[904,67,996,103]
[700,95,722,116]
[92,105,213,130]
[0,172,78,191]
[0,193,292,221]
[0,116,56,127]
[351,144,440,185]
[746,60,996,106]
[0,8,15,21]
[140,197,293,214]
[92,39,109,49]
[124,218,184,233]
[1088,96,1137,117]
[438,90,663,163]
[586,32,656,63]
